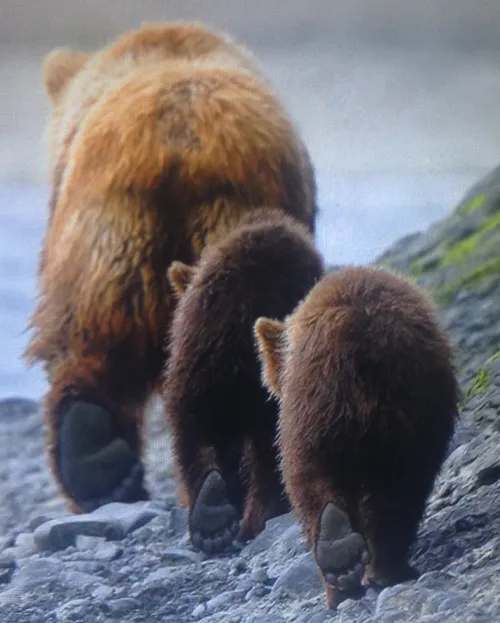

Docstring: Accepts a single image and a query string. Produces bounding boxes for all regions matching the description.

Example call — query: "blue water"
[0,171,480,400]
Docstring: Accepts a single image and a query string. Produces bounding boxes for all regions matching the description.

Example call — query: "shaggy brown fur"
[255,266,460,609]
[162,208,324,552]
[24,21,317,513]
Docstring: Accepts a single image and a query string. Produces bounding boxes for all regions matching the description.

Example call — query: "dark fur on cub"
[255,266,460,609]
[163,207,324,553]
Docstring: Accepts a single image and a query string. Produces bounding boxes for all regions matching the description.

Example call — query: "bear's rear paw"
[189,470,240,555]
[364,561,419,590]
[58,400,149,512]
[315,502,369,608]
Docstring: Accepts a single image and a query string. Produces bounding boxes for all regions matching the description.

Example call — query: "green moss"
[434,257,500,306]
[467,367,491,397]
[459,193,487,216]
[486,349,500,365]
[407,249,444,279]
[440,210,500,268]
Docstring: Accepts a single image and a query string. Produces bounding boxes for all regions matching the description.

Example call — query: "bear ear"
[43,47,87,102]
[168,261,196,296]
[254,317,286,398]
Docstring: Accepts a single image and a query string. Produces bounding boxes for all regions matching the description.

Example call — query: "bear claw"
[189,470,240,554]
[58,400,149,512]
[315,502,368,607]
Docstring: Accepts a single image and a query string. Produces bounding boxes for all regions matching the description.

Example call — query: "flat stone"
[34,515,125,551]
[91,501,158,534]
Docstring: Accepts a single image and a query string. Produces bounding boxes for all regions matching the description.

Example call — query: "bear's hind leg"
[188,469,241,554]
[286,473,368,609]
[171,418,243,554]
[46,353,154,513]
[237,419,291,543]
[358,482,426,589]
[315,501,369,609]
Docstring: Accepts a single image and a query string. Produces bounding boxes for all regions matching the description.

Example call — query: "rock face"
[0,167,499,622]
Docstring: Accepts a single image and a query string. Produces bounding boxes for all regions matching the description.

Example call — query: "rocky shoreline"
[0,167,499,622]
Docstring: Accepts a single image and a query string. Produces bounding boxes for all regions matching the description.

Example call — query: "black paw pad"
[189,470,240,555]
[58,400,149,511]
[315,503,368,601]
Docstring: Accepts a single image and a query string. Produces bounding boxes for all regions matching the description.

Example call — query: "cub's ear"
[254,317,286,398]
[43,47,87,102]
[168,261,196,296]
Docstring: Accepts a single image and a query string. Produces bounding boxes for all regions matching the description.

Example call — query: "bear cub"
[163,208,324,553]
[255,266,460,609]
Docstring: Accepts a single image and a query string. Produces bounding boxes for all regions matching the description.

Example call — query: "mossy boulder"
[376,166,500,379]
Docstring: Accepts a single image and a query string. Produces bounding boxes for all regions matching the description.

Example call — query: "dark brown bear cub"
[162,208,324,553]
[255,266,459,609]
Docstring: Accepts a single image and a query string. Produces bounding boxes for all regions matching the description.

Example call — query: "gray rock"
[91,585,115,600]
[55,598,89,622]
[33,515,125,551]
[252,566,269,583]
[168,507,188,537]
[93,542,123,561]
[192,603,208,618]
[102,597,140,616]
[161,546,203,565]
[9,557,61,593]
[0,553,15,584]
[206,589,245,612]
[271,552,323,599]
[0,398,39,418]
[241,513,298,557]
[91,501,158,534]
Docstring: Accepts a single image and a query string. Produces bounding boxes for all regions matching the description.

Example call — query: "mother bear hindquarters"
[24,21,318,513]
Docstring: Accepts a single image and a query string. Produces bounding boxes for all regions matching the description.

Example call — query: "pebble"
[102,597,140,616]
[251,566,269,583]
[193,603,208,618]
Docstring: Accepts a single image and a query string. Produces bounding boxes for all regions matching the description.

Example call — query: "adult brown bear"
[24,21,317,513]
[255,266,459,609]
[163,208,324,553]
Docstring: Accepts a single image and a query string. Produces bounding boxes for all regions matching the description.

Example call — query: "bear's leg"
[172,425,243,554]
[358,483,426,589]
[237,424,291,542]
[288,475,368,609]
[46,354,155,513]
[188,469,242,554]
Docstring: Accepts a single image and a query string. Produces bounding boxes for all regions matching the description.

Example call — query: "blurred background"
[1,0,499,399]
